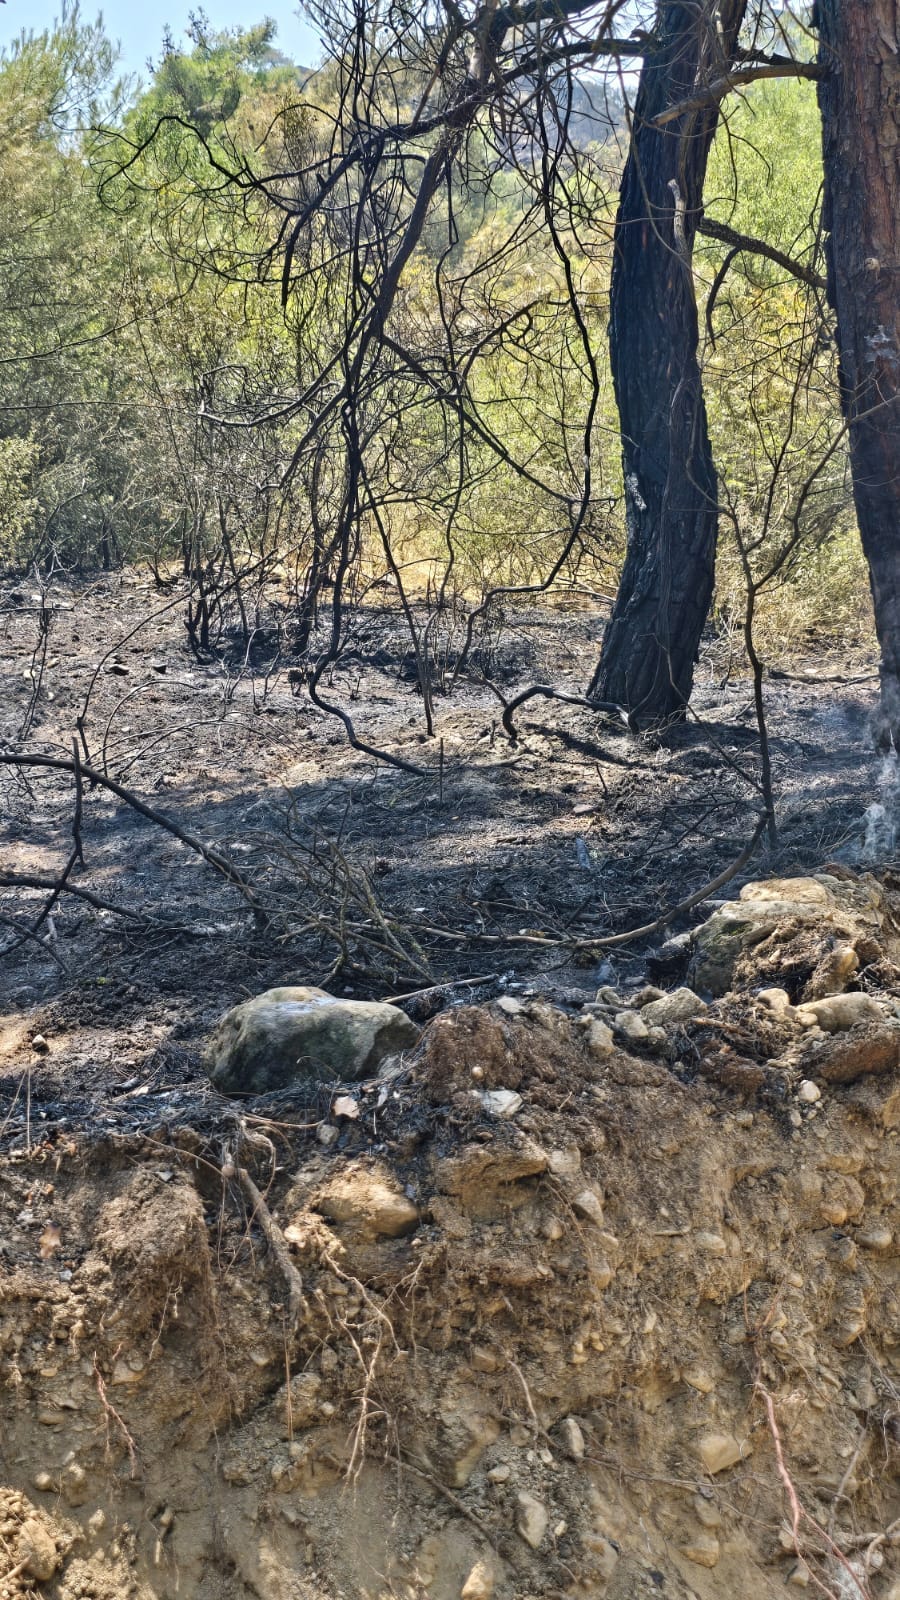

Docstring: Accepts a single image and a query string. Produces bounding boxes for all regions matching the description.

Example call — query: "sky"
[0,0,324,81]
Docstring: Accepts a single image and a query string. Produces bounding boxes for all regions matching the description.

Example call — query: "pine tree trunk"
[816,0,900,746]
[590,0,746,723]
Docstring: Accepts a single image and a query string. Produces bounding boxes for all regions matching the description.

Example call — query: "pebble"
[596,986,621,1007]
[798,1080,822,1103]
[734,1110,754,1128]
[633,985,664,1006]
[515,1491,548,1550]
[698,1432,752,1474]
[559,1416,585,1461]
[857,1223,893,1251]
[18,1518,59,1581]
[692,1494,722,1529]
[571,1188,605,1226]
[695,1230,727,1256]
[496,996,525,1016]
[316,1124,339,1149]
[794,993,883,1032]
[787,1562,811,1587]
[460,1560,495,1600]
[547,1147,581,1181]
[757,986,792,1013]
[640,988,707,1028]
[680,1535,719,1568]
[584,1018,614,1058]
[31,1034,49,1055]
[487,1464,511,1484]
[614,1011,649,1043]
[479,1089,523,1119]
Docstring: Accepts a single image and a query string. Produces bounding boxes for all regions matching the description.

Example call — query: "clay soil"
[1,574,898,1600]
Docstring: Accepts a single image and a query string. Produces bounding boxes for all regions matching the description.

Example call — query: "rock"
[794,993,884,1031]
[596,985,621,1007]
[800,1024,900,1084]
[690,873,899,995]
[682,1368,716,1394]
[516,1491,548,1550]
[282,1372,322,1430]
[30,1033,49,1055]
[571,1188,605,1226]
[633,985,664,1006]
[694,1230,727,1256]
[205,986,420,1093]
[547,1146,581,1181]
[680,1535,719,1568]
[757,986,792,1014]
[614,1010,649,1043]
[692,1495,722,1529]
[480,1088,523,1119]
[585,1017,615,1057]
[18,1518,59,1582]
[640,988,707,1028]
[487,1463,511,1483]
[857,1223,892,1251]
[787,1561,811,1587]
[559,1416,586,1461]
[316,1123,340,1149]
[31,1472,58,1494]
[797,1079,821,1103]
[312,1165,419,1238]
[646,1026,668,1054]
[460,1559,495,1600]
[698,1432,752,1474]
[496,995,525,1015]
[61,1460,89,1506]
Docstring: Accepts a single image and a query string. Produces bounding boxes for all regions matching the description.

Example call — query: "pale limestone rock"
[680,1535,720,1568]
[496,995,525,1016]
[698,1432,752,1474]
[640,988,707,1028]
[516,1491,548,1550]
[614,1010,649,1043]
[487,1464,511,1483]
[479,1088,523,1119]
[460,1559,495,1600]
[794,993,884,1032]
[585,1017,615,1057]
[857,1223,892,1251]
[547,1146,582,1181]
[313,1165,419,1238]
[757,986,792,1014]
[798,1079,822,1103]
[692,1495,722,1529]
[19,1518,59,1582]
[559,1415,586,1460]
[205,986,419,1093]
[572,1188,605,1226]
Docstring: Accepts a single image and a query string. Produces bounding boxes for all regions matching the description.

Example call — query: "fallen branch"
[498,683,632,744]
[0,750,266,925]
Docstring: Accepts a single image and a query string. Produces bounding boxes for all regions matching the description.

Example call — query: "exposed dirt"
[0,999,898,1600]
[2,577,899,1599]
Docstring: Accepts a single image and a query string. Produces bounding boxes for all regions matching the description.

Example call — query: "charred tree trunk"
[590,0,746,723]
[816,0,900,747]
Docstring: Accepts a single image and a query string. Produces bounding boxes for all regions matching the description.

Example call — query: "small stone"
[680,1535,719,1568]
[314,1167,419,1237]
[496,996,525,1016]
[640,988,707,1028]
[734,1110,754,1128]
[487,1463,511,1483]
[633,985,664,1006]
[31,1472,58,1494]
[798,1080,821,1104]
[583,1534,619,1579]
[787,1561,811,1587]
[695,1230,727,1256]
[559,1416,585,1461]
[471,1346,501,1373]
[516,1491,548,1550]
[789,1108,803,1128]
[480,1089,523,1119]
[614,1010,649,1043]
[646,1026,668,1053]
[548,1147,582,1181]
[698,1432,752,1474]
[794,993,883,1032]
[857,1224,892,1251]
[683,1369,716,1394]
[316,1123,339,1148]
[820,1198,849,1226]
[87,1510,106,1536]
[571,1188,605,1226]
[31,1033,49,1055]
[757,987,792,1014]
[331,1094,359,1119]
[18,1518,59,1582]
[596,986,621,1007]
[460,1559,495,1600]
[62,1461,89,1505]
[585,1018,614,1058]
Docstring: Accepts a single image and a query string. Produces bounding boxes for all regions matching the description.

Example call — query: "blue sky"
[1,1,324,81]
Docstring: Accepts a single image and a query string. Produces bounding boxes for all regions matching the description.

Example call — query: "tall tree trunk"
[590,0,746,723]
[816,0,900,747]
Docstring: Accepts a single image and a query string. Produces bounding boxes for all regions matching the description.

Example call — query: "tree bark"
[816,0,900,746]
[590,0,746,723]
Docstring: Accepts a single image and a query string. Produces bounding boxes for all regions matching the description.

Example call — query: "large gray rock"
[205,986,419,1094]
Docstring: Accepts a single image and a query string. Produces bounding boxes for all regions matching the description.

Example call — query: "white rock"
[857,1223,893,1251]
[794,992,883,1032]
[480,1089,523,1119]
[585,1018,615,1057]
[496,996,525,1016]
[640,988,707,1028]
[460,1559,495,1600]
[547,1147,582,1181]
[698,1432,752,1474]
[516,1491,548,1550]
[757,986,792,1014]
[614,1010,649,1043]
[797,1080,821,1104]
[559,1416,585,1460]
[571,1188,605,1226]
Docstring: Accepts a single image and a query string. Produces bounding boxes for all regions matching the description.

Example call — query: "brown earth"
[0,1000,898,1600]
[2,576,899,1599]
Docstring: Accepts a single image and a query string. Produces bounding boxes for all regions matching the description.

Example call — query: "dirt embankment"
[0,994,899,1600]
